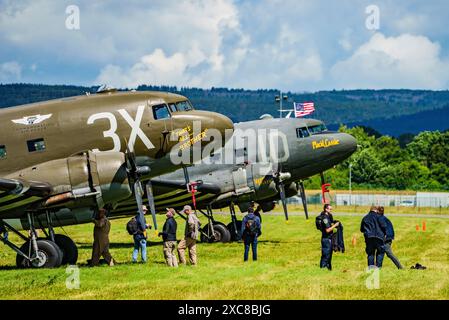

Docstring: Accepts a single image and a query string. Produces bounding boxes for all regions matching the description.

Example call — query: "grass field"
[0,206,448,300]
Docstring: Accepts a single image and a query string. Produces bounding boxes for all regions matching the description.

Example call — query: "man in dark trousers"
[132,205,151,263]
[91,208,114,267]
[360,206,387,268]
[158,208,178,267]
[317,204,340,270]
[240,207,261,261]
[377,206,403,269]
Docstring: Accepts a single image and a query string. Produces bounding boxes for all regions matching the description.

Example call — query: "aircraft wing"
[109,179,222,218]
[150,179,222,194]
[0,178,53,217]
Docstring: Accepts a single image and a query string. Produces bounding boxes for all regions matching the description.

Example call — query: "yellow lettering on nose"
[312,139,340,150]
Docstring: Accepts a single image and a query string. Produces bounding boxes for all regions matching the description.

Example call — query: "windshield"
[308,124,328,135]
[169,100,194,112]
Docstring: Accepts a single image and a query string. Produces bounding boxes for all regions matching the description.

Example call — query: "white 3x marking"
[87,105,155,152]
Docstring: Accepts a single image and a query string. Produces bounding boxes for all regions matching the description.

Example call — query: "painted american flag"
[294,102,315,118]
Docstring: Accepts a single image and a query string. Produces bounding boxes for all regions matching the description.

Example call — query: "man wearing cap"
[158,208,178,267]
[132,205,151,263]
[177,205,201,266]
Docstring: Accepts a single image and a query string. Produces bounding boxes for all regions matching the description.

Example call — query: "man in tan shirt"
[177,205,200,266]
[91,208,114,266]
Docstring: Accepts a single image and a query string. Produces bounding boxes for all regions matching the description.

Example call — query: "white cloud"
[0,61,22,82]
[1,1,449,91]
[330,33,449,89]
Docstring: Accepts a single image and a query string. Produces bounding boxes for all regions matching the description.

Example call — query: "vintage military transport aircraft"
[105,115,358,243]
[0,87,233,268]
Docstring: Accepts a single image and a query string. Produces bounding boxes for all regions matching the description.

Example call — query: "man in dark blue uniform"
[318,204,340,270]
[360,206,387,268]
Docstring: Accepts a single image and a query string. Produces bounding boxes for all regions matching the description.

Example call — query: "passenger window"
[27,138,46,152]
[0,145,6,159]
[296,128,310,138]
[152,104,171,120]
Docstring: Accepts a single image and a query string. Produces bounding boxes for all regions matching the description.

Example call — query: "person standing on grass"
[377,206,403,269]
[130,205,151,263]
[360,206,387,268]
[317,204,339,270]
[159,208,178,267]
[177,205,200,266]
[91,208,114,267]
[240,207,261,262]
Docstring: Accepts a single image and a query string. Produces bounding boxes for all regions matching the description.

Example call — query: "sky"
[1,0,449,92]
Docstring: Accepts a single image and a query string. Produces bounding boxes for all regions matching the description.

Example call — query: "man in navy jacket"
[360,206,387,268]
[241,207,261,261]
[377,206,403,269]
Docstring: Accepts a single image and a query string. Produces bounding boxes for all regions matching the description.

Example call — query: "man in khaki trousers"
[177,205,200,266]
[159,208,178,267]
[91,208,114,266]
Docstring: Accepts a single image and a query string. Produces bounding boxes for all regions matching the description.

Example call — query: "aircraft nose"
[190,110,234,138]
[337,132,358,157]
[212,113,234,136]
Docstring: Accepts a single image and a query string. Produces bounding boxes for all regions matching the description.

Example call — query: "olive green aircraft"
[0,87,233,268]
[106,115,358,243]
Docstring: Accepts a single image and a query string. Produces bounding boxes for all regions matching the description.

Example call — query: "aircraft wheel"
[201,223,231,243]
[53,234,78,265]
[16,240,63,269]
[227,220,243,241]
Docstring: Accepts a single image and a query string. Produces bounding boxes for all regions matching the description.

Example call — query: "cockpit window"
[296,127,310,138]
[176,100,193,111]
[0,145,6,159]
[308,124,328,135]
[167,100,193,112]
[152,104,171,120]
[168,103,177,113]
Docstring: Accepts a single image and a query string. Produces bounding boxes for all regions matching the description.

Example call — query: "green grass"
[1,208,449,300]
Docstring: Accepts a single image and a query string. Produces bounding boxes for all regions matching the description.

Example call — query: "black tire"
[200,223,231,243]
[227,220,243,241]
[16,240,63,269]
[53,234,78,265]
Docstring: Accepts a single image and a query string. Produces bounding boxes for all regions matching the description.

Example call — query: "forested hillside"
[1,83,449,136]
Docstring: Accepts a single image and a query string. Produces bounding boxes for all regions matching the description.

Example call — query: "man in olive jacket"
[91,208,114,266]
[177,205,201,266]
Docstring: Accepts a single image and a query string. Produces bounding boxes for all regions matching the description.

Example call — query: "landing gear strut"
[199,206,231,243]
[226,202,242,241]
[0,211,78,268]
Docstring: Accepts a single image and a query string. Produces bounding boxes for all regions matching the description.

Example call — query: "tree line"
[304,126,449,191]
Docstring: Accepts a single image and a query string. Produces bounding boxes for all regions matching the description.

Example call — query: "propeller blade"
[298,181,309,220]
[183,166,197,209]
[134,181,146,225]
[278,181,289,221]
[146,181,158,231]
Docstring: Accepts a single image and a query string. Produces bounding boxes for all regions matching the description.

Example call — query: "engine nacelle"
[259,201,276,212]
[285,182,299,198]
[250,163,278,201]
[14,151,132,209]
